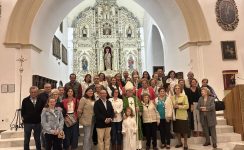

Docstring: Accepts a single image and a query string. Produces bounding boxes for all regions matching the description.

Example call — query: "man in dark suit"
[37,83,51,148]
[21,86,42,150]
[94,89,114,150]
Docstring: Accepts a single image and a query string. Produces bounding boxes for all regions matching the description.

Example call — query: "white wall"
[0,0,21,129]
[193,0,244,99]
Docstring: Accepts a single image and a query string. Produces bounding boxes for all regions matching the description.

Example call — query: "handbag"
[64,113,77,127]
[64,99,78,127]
[215,98,225,111]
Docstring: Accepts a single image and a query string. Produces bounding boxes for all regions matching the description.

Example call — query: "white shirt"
[109,97,123,122]
[101,99,107,110]
[81,82,92,96]
[67,101,74,113]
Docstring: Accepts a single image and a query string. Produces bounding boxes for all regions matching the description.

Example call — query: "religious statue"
[82,26,87,37]
[128,56,134,70]
[81,57,88,71]
[104,47,112,70]
[103,23,112,35]
[127,26,132,37]
[102,3,111,19]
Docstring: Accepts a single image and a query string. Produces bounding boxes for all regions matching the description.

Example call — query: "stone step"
[0,132,241,148]
[216,125,233,134]
[217,116,227,125]
[216,110,224,116]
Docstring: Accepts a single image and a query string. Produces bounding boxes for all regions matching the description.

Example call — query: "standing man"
[38,83,52,108]
[157,68,167,87]
[58,86,65,101]
[185,71,195,88]
[94,89,114,150]
[123,81,143,150]
[21,86,42,150]
[122,70,129,84]
[64,73,82,100]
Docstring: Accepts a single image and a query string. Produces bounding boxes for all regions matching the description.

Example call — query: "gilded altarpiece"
[72,0,142,81]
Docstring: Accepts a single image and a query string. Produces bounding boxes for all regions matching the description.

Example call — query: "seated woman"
[41,97,64,150]
[197,87,217,148]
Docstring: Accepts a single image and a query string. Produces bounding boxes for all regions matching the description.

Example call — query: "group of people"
[21,68,218,150]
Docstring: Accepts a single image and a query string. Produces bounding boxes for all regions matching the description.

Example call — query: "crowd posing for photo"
[21,68,218,150]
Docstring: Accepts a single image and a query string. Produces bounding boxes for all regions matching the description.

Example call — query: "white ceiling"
[66,0,146,26]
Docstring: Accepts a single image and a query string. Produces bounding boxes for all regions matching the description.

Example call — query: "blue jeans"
[83,124,94,150]
[111,121,122,145]
[63,123,79,150]
[24,123,41,150]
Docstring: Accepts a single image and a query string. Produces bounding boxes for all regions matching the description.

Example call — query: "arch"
[4,0,211,51]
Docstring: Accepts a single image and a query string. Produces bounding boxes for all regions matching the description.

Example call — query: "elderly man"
[157,68,167,87]
[201,78,218,98]
[94,89,114,150]
[64,73,82,99]
[38,83,52,108]
[123,81,143,150]
[21,86,42,150]
[185,71,195,88]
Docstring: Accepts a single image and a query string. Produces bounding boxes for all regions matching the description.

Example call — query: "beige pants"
[97,127,111,150]
[193,102,202,132]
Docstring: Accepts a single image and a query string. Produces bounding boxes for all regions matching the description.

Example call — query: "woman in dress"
[109,89,123,150]
[172,84,189,150]
[142,71,151,80]
[78,87,96,150]
[197,87,217,148]
[122,107,137,150]
[41,97,64,150]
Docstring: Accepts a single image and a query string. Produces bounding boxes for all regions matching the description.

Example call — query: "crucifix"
[10,55,27,131]
[129,100,134,106]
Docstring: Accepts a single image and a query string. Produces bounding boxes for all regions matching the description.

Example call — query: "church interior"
[0,0,244,149]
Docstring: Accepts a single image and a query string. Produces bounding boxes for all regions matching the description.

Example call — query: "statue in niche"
[104,47,112,70]
[81,57,88,71]
[127,26,132,37]
[82,26,88,37]
[128,56,134,70]
[103,23,111,35]
[102,3,111,19]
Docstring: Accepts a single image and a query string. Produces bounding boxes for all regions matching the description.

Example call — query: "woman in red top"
[137,78,156,101]
[62,88,79,150]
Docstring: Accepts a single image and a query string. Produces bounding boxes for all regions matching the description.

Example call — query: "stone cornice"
[179,40,212,51]
[3,43,42,53]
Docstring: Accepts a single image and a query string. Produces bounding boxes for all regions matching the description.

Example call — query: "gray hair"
[29,86,38,92]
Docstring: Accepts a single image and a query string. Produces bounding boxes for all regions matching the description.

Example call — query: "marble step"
[217,116,227,125]
[0,132,241,148]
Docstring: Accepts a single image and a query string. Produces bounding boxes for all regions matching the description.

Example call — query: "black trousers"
[144,122,158,148]
[44,133,62,150]
[159,119,171,145]
[92,123,98,144]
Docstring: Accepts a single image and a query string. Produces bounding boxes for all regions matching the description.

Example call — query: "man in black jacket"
[94,89,114,150]
[21,86,42,150]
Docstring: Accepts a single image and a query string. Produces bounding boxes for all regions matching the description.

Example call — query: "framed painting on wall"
[222,70,238,90]
[221,41,237,60]
[62,44,68,65]
[52,36,61,59]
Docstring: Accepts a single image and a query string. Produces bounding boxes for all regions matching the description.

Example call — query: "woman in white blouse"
[109,89,123,150]
[81,74,93,96]
[166,70,178,96]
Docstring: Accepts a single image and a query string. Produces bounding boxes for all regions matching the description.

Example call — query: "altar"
[72,0,142,81]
